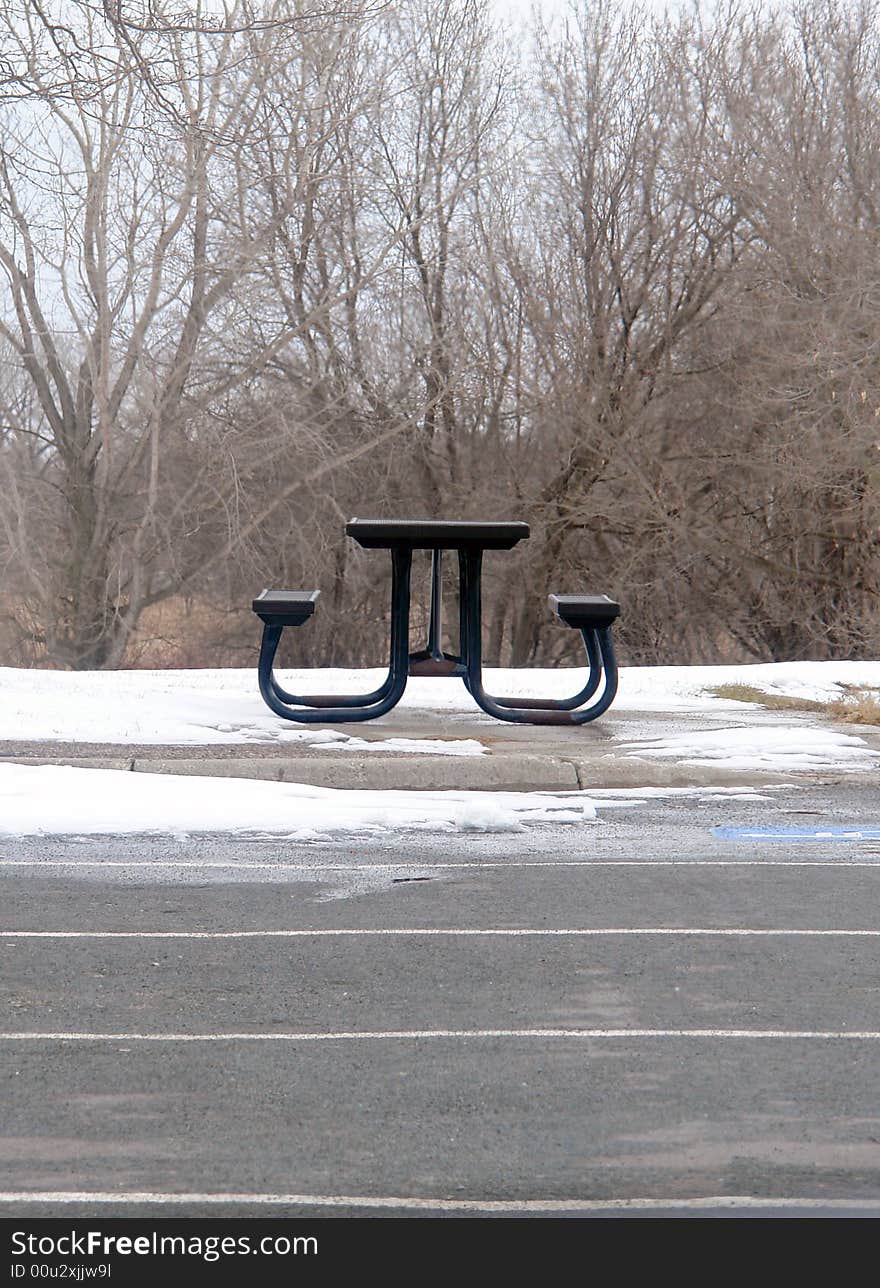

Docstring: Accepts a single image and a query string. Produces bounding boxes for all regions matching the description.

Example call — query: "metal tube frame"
[257,547,412,723]
[457,549,618,725]
[256,541,618,725]
[406,549,466,677]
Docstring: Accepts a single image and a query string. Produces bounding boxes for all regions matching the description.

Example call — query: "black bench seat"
[252,589,320,626]
[549,593,620,629]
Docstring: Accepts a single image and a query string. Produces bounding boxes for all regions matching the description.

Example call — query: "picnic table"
[252,519,620,725]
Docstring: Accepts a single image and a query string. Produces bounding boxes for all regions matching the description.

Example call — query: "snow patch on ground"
[3,659,879,749]
[0,667,488,754]
[0,762,598,839]
[619,727,879,773]
[1,660,878,786]
[618,659,880,711]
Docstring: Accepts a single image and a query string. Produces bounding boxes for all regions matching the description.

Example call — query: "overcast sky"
[488,0,696,23]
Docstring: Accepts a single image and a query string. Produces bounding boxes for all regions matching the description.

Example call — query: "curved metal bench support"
[256,548,412,723]
[488,629,604,711]
[458,550,619,725]
[269,664,397,710]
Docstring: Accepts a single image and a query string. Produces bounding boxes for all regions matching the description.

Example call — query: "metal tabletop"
[346,519,530,551]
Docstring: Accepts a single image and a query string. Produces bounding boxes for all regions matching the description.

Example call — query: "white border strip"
[3,1028,880,1041]
[0,1191,878,1212]
[4,927,880,939]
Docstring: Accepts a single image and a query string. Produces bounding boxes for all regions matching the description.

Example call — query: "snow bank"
[0,762,597,839]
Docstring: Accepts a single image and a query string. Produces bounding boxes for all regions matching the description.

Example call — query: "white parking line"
[3,1028,880,1041]
[3,927,880,938]
[0,859,879,870]
[0,1191,878,1212]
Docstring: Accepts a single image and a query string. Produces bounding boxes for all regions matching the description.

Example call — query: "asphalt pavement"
[2,776,880,1217]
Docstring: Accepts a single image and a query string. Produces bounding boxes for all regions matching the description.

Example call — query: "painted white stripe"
[4,927,880,939]
[2,1028,880,1042]
[0,1191,878,1212]
[1,859,879,871]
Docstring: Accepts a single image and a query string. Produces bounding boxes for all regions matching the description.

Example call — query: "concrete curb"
[3,708,866,790]
[0,750,808,791]
[1,757,135,772]
[1,753,578,792]
[130,754,580,791]
[569,756,801,789]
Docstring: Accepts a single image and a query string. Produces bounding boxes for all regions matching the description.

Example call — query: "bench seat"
[252,589,320,626]
[549,594,620,629]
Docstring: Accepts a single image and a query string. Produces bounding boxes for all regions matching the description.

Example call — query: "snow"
[0,762,596,839]
[619,727,878,773]
[0,659,877,837]
[614,659,880,711]
[0,666,489,753]
[2,659,879,751]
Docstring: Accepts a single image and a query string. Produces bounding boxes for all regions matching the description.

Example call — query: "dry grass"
[829,688,880,726]
[120,597,253,669]
[709,682,880,725]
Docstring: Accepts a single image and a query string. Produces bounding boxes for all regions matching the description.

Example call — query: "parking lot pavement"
[2,784,880,1217]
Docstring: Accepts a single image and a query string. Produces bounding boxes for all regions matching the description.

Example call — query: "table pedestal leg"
[407,548,465,677]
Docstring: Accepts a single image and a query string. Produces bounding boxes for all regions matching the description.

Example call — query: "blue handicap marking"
[713,825,880,841]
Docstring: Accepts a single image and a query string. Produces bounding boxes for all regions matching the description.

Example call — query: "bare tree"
[2,0,878,672]
[489,0,752,663]
[679,0,880,660]
[0,0,386,667]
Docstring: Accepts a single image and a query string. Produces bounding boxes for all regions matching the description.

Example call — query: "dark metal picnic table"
[253,519,619,725]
